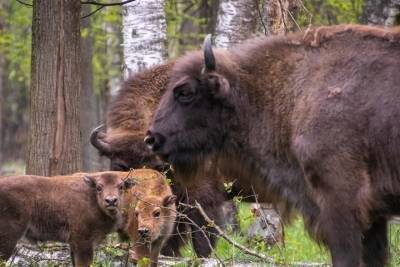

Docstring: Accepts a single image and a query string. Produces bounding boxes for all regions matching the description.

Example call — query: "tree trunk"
[80,4,100,172]
[361,0,400,26]
[262,0,300,35]
[27,0,81,176]
[0,0,4,169]
[122,0,168,75]
[214,0,258,48]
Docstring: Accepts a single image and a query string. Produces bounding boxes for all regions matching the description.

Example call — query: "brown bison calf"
[120,169,176,267]
[0,172,134,267]
[148,25,400,267]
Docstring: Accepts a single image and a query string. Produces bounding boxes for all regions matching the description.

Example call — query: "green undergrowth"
[181,202,400,266]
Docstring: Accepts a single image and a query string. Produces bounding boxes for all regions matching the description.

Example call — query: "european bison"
[0,172,134,267]
[120,169,177,267]
[147,25,400,267]
[90,62,233,257]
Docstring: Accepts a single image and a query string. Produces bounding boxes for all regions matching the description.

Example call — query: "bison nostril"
[144,132,165,152]
[138,227,150,238]
[105,197,118,206]
[144,134,155,147]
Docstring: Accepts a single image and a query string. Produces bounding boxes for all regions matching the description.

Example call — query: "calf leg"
[0,220,26,260]
[362,218,388,267]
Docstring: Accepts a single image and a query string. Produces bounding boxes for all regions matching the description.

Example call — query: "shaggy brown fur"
[120,169,176,267]
[90,61,235,257]
[148,24,400,267]
[0,172,134,267]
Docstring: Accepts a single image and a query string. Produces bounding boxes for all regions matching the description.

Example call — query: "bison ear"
[84,176,96,188]
[207,73,230,100]
[124,178,136,189]
[162,194,177,207]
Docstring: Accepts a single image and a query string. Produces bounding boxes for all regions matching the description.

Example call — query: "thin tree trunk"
[0,0,4,169]
[80,4,100,171]
[27,0,81,176]
[122,0,167,75]
[214,0,258,48]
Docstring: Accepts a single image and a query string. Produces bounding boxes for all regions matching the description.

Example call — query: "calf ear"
[84,176,96,188]
[124,178,136,189]
[207,73,230,100]
[162,194,177,207]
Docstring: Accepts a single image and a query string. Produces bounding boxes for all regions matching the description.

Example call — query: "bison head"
[146,35,239,182]
[84,172,136,217]
[90,124,168,172]
[135,194,176,243]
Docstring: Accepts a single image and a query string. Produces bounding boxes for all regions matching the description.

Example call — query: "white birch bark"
[214,0,258,48]
[122,0,167,76]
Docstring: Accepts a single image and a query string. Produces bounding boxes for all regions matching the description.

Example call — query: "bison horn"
[90,124,112,154]
[203,34,216,72]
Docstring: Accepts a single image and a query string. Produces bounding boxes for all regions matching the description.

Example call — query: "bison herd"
[1,24,400,267]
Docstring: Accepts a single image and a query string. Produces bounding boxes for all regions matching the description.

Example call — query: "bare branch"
[81,5,105,19]
[193,201,275,262]
[81,0,136,6]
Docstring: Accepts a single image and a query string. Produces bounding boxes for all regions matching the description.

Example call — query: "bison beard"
[148,25,400,267]
[90,62,235,258]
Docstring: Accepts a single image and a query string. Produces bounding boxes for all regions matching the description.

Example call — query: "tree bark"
[214,0,258,48]
[27,0,81,176]
[80,4,100,172]
[262,0,300,35]
[122,0,168,75]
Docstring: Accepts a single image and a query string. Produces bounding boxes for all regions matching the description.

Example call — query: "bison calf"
[0,172,134,267]
[120,169,176,267]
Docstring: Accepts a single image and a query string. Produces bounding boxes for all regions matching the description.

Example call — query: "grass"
[180,202,400,266]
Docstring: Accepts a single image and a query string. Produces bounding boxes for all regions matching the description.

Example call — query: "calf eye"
[174,85,195,104]
[153,210,161,218]
[118,183,124,191]
[96,185,103,193]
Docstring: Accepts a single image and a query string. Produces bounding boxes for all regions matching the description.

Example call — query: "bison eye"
[96,185,103,193]
[118,183,124,191]
[174,85,195,104]
[153,210,161,218]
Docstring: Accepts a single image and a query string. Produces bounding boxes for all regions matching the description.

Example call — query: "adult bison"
[90,62,232,257]
[147,25,400,267]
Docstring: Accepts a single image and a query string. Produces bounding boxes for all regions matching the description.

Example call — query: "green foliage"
[297,0,365,26]
[0,2,32,86]
[389,224,400,266]
[90,7,123,95]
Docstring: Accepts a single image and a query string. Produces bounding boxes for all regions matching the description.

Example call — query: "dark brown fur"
[149,25,400,267]
[0,172,134,267]
[91,62,235,257]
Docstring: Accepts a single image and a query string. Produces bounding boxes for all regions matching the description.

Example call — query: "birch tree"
[122,0,167,75]
[214,0,258,48]
[27,0,81,176]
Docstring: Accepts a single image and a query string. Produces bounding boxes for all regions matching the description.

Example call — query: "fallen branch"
[194,201,275,263]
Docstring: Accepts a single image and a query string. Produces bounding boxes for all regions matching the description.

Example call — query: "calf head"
[147,35,238,182]
[84,172,136,216]
[134,194,176,244]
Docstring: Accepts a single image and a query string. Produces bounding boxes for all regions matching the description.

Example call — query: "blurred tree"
[361,0,400,25]
[166,0,219,56]
[0,0,4,167]
[27,0,81,175]
[122,0,167,74]
[81,4,101,172]
[262,0,302,34]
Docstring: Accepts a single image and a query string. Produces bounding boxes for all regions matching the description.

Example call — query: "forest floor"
[1,161,400,266]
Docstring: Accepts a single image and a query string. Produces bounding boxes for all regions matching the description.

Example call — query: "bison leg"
[161,217,187,257]
[362,217,388,267]
[70,243,93,267]
[0,220,26,260]
[188,208,218,258]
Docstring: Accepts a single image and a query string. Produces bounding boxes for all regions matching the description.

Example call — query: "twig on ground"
[194,201,275,263]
